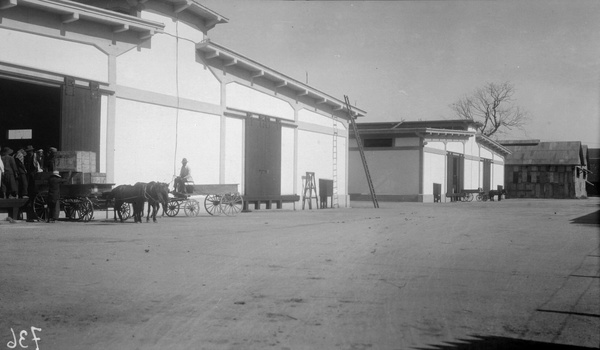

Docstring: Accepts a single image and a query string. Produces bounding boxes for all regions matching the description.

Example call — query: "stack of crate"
[55,151,106,184]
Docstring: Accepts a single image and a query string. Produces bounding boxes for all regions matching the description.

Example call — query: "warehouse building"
[0,0,363,209]
[349,120,509,203]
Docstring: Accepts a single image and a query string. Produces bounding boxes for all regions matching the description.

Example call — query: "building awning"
[196,39,367,118]
[351,127,474,140]
[1,0,165,40]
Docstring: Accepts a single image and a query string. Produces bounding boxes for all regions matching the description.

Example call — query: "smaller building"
[500,140,589,199]
[349,120,510,203]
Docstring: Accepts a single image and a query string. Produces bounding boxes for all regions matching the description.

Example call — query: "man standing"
[24,145,40,221]
[1,147,18,198]
[174,158,193,193]
[47,170,63,223]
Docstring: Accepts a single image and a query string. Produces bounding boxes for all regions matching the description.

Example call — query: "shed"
[500,140,589,199]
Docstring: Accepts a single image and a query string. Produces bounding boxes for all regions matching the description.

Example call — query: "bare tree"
[450,82,527,137]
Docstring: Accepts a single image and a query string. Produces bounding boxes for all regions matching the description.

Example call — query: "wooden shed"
[500,140,589,199]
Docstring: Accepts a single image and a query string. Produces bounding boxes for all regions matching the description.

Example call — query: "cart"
[165,183,243,217]
[33,182,115,222]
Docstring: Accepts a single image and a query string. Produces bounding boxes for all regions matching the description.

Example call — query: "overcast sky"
[201,0,600,147]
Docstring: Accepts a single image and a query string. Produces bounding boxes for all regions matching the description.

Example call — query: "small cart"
[165,183,243,217]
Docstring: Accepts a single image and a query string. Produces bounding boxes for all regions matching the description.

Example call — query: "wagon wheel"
[184,199,200,217]
[476,194,483,202]
[79,198,94,222]
[165,199,180,217]
[33,191,49,221]
[204,194,222,216]
[465,193,474,202]
[220,192,243,217]
[63,199,77,220]
[119,203,132,220]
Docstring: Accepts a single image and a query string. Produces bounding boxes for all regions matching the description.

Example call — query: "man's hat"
[52,170,61,177]
[49,147,57,152]
[25,145,35,152]
[182,158,188,163]
[2,147,13,155]
[36,149,44,153]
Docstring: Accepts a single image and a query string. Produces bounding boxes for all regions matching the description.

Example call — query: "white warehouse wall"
[0,28,108,82]
[226,83,295,122]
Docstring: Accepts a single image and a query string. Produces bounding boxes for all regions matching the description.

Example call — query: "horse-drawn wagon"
[165,183,243,217]
[32,173,114,222]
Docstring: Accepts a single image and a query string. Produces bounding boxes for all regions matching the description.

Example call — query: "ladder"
[332,114,339,208]
[344,95,379,208]
[302,172,319,209]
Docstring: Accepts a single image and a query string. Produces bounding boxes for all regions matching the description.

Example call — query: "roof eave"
[196,39,367,118]
[1,0,165,39]
[476,134,512,155]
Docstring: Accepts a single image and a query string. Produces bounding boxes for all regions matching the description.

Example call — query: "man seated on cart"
[174,158,193,194]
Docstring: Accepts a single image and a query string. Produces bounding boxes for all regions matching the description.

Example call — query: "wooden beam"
[205,51,220,59]
[113,24,129,33]
[252,71,264,79]
[316,98,327,104]
[205,17,221,29]
[139,29,154,40]
[0,0,17,10]
[174,1,190,13]
[275,81,287,88]
[223,59,237,67]
[61,13,79,24]
[297,90,309,97]
[333,105,344,111]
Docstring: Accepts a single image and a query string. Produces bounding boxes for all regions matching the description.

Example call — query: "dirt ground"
[1,197,598,350]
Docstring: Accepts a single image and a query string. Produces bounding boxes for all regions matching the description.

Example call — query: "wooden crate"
[55,151,96,173]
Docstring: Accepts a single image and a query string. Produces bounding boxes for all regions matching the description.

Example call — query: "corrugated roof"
[504,141,583,165]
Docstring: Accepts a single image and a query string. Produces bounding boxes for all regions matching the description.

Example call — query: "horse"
[135,181,170,222]
[106,183,146,223]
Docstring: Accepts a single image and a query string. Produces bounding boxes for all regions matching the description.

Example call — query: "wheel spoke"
[165,199,180,217]
[220,193,243,216]
[33,192,48,221]
[184,199,200,217]
[204,194,221,216]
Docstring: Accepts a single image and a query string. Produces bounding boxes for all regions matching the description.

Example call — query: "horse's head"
[157,182,170,207]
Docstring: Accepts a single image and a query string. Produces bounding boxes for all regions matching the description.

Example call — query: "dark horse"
[106,183,146,223]
[135,181,170,222]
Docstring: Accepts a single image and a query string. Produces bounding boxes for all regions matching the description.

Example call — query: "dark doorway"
[0,77,61,152]
[482,159,492,192]
[447,153,464,197]
[244,116,282,197]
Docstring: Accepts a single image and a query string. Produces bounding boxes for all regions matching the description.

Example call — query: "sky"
[200,0,600,147]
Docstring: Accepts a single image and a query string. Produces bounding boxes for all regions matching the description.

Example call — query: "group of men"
[0,145,57,199]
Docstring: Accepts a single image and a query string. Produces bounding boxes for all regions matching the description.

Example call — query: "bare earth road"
[1,198,599,350]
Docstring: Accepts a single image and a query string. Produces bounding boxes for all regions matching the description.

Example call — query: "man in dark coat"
[44,147,58,172]
[1,147,18,198]
[24,145,40,221]
[47,170,63,223]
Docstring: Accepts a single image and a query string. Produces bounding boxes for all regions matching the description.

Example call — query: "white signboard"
[7,129,32,140]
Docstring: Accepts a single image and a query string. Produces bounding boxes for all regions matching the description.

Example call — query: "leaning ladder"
[345,95,379,209]
[332,114,339,208]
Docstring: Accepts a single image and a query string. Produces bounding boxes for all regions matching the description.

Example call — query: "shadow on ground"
[415,335,597,350]
[570,210,600,225]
